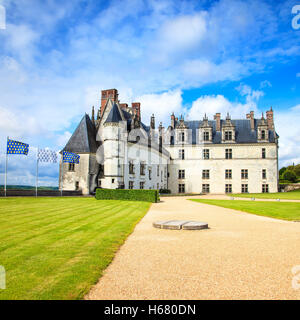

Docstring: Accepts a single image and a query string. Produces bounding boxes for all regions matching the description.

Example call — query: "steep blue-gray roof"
[105,103,122,123]
[174,119,276,144]
[63,114,98,153]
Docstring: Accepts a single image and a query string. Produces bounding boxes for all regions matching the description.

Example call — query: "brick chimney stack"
[131,102,141,121]
[100,89,118,117]
[214,113,221,131]
[250,111,255,130]
[266,107,274,130]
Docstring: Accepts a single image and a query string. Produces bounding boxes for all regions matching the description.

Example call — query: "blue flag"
[7,138,29,155]
[63,151,80,164]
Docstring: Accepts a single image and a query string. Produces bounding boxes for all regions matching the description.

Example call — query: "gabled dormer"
[222,113,236,143]
[257,113,269,142]
[175,115,188,144]
[199,114,213,143]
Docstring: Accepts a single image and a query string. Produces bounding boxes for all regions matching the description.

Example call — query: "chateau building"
[60,88,279,195]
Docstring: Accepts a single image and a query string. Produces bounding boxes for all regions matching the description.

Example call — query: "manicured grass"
[0,197,150,300]
[231,189,300,200]
[190,199,300,221]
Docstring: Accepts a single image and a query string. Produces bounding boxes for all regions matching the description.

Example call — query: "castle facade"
[60,88,279,195]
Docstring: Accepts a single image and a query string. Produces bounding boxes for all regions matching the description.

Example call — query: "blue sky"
[0,0,299,186]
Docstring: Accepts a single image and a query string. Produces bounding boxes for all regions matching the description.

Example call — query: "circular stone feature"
[153,220,208,230]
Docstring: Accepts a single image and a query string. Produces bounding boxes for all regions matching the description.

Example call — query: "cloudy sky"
[0,0,299,186]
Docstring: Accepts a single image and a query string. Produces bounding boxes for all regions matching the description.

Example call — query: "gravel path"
[85,197,300,300]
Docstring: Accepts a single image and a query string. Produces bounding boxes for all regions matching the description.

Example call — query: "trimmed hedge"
[159,188,171,194]
[95,188,159,203]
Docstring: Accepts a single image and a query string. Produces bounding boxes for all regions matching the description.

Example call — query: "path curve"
[85,196,300,300]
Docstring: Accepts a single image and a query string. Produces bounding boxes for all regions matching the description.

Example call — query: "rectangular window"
[241,184,248,193]
[225,131,232,141]
[262,148,266,159]
[225,184,232,193]
[68,163,75,171]
[241,169,248,179]
[129,161,134,174]
[261,130,266,140]
[178,169,185,179]
[157,165,159,176]
[129,181,134,189]
[262,169,266,179]
[203,131,210,141]
[140,163,145,175]
[179,132,185,142]
[179,149,185,160]
[157,183,159,190]
[262,184,269,193]
[202,184,210,193]
[202,169,210,179]
[225,169,232,179]
[75,181,79,190]
[140,182,145,190]
[149,168,152,180]
[203,149,210,159]
[225,149,232,159]
[178,184,185,193]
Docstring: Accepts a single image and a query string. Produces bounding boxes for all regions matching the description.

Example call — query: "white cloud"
[260,80,272,88]
[137,90,183,126]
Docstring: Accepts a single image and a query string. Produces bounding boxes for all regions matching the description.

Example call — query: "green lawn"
[0,197,150,300]
[190,199,300,221]
[231,189,300,200]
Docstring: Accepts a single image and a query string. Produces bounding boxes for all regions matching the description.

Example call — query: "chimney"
[91,106,95,125]
[266,107,274,130]
[214,113,221,131]
[132,102,141,121]
[158,122,163,153]
[249,111,255,130]
[100,89,118,117]
[171,113,175,128]
[150,114,155,129]
[119,103,128,110]
[246,113,251,119]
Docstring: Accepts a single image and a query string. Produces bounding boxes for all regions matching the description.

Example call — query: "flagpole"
[36,147,39,197]
[60,155,63,197]
[4,137,8,197]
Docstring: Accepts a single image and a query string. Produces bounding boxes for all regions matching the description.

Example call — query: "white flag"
[38,149,58,163]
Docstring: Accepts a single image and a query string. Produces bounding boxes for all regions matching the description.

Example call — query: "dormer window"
[225,131,232,141]
[261,130,266,140]
[179,132,185,142]
[203,132,210,141]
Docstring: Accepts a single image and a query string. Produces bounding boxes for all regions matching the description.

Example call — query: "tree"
[279,167,287,177]
[283,170,297,183]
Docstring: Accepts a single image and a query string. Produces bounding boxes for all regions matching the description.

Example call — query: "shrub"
[283,170,297,183]
[159,188,171,194]
[279,167,287,176]
[95,188,159,203]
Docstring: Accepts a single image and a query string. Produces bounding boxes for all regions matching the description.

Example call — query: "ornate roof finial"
[91,106,95,124]
[226,112,230,120]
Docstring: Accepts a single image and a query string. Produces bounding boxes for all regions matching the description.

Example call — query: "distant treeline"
[0,185,59,190]
[279,164,300,183]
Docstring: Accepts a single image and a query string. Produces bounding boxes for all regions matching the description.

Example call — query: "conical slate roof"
[63,114,98,153]
[105,102,122,123]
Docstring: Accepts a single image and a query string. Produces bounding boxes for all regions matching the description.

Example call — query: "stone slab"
[182,221,208,230]
[162,220,191,230]
[153,220,209,230]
